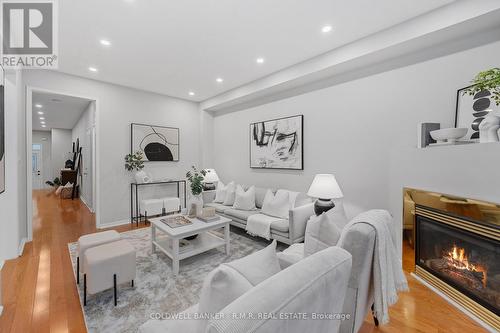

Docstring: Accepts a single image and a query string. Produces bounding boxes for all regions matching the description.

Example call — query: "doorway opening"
[28,89,98,238]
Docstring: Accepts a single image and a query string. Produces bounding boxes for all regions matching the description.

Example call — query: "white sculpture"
[478,110,500,143]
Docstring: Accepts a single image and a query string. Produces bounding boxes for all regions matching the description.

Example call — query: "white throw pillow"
[197,241,281,332]
[232,185,256,211]
[197,265,253,333]
[213,181,227,203]
[225,240,281,285]
[222,182,237,206]
[304,203,348,257]
[261,190,290,219]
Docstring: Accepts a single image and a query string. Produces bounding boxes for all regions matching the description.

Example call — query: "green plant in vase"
[186,166,206,218]
[125,151,149,183]
[464,68,500,105]
[125,151,145,171]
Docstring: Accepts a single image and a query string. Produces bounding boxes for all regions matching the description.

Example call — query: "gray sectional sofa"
[202,186,314,245]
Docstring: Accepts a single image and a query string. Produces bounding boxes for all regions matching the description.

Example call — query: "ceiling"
[57,0,455,102]
[32,92,92,132]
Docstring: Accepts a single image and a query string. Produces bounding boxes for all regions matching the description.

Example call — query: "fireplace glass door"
[416,215,500,315]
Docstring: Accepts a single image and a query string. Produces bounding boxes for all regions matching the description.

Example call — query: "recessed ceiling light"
[321,25,333,33]
[35,104,43,108]
[41,125,46,128]
[39,117,45,120]
[256,57,265,64]
[188,91,195,96]
[88,66,98,72]
[37,111,44,115]
[41,121,46,125]
[100,39,111,46]
[216,77,224,83]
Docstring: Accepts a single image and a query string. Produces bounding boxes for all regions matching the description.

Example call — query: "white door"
[32,144,43,190]
[82,127,94,211]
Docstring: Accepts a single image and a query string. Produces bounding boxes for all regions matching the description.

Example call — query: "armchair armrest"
[202,190,216,204]
[288,203,314,242]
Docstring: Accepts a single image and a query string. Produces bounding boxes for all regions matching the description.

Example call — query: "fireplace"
[416,215,499,316]
[404,188,500,331]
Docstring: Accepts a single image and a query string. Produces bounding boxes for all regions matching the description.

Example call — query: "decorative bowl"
[430,128,468,143]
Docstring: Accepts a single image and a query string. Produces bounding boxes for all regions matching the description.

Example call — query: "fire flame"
[445,245,487,287]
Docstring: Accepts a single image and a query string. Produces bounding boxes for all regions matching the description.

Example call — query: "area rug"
[68,227,278,333]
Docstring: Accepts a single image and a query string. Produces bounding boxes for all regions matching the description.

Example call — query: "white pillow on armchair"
[304,203,348,257]
[197,241,281,332]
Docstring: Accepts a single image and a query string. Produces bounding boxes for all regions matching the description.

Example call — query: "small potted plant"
[464,68,500,105]
[125,151,149,183]
[186,166,206,218]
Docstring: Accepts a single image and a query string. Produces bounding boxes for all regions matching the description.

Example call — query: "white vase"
[188,194,203,217]
[135,170,151,184]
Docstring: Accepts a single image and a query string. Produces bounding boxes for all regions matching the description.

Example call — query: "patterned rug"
[67,227,277,333]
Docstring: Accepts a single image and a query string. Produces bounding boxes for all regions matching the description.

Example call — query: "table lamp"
[203,169,219,190]
[307,174,343,215]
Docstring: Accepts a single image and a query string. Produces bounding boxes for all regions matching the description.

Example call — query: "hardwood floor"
[0,190,489,332]
[0,190,147,333]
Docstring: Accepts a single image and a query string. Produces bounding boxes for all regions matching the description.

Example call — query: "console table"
[130,180,187,226]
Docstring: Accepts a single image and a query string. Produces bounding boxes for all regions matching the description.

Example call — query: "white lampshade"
[307,174,343,199]
[203,169,219,183]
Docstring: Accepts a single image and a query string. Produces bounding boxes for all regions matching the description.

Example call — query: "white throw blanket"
[338,209,408,325]
[246,214,282,240]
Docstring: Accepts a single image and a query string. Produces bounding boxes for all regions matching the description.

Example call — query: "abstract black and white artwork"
[456,86,500,141]
[250,115,303,170]
[0,85,4,194]
[131,123,179,162]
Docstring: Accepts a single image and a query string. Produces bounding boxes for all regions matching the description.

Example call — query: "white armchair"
[278,216,378,333]
[140,246,352,333]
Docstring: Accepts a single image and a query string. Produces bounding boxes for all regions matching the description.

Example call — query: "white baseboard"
[411,273,496,333]
[97,218,131,229]
[18,238,28,256]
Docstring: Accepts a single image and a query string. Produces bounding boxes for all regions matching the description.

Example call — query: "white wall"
[32,130,52,187]
[211,40,500,251]
[0,70,27,261]
[72,101,95,209]
[23,70,200,226]
[51,128,72,181]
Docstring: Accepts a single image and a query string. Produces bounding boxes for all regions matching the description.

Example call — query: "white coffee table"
[149,214,231,275]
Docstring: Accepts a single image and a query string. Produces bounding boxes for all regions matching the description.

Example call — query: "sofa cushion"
[255,187,271,208]
[270,218,289,233]
[304,203,347,257]
[213,181,230,203]
[222,182,237,206]
[224,208,261,221]
[225,240,281,285]
[197,264,253,333]
[205,202,228,213]
[261,189,290,219]
[232,185,256,211]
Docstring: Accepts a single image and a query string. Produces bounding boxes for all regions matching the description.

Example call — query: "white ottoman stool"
[140,198,164,219]
[83,239,136,306]
[77,230,121,284]
[162,197,181,214]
